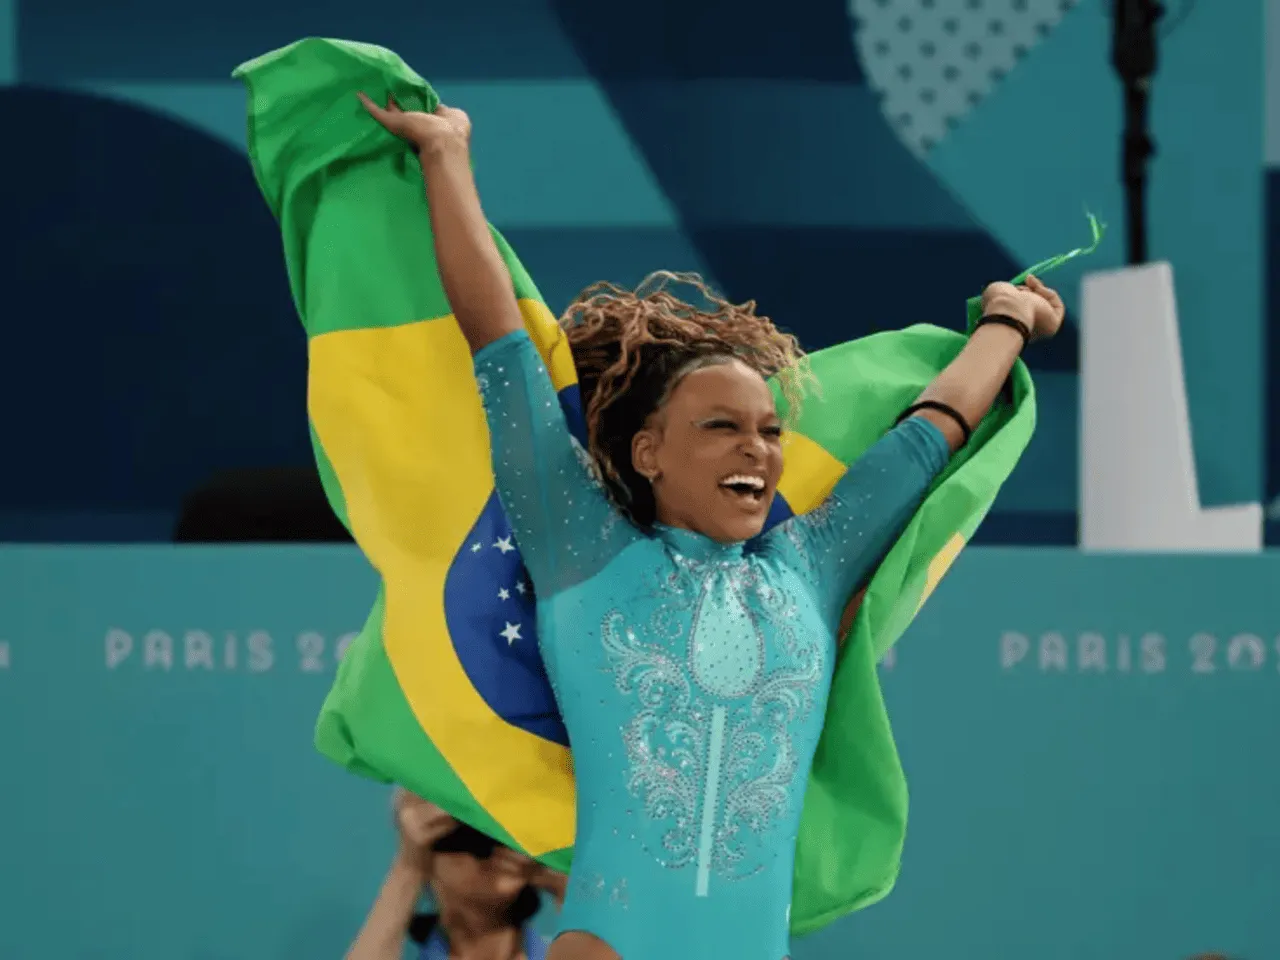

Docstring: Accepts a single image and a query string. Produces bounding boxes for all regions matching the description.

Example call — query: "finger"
[534,866,566,885]
[358,92,392,125]
[1022,274,1059,303]
[386,94,402,113]
[410,819,443,844]
[358,92,405,133]
[435,104,471,130]
[1035,282,1065,311]
[357,91,385,116]
[426,816,457,840]
[1026,275,1058,300]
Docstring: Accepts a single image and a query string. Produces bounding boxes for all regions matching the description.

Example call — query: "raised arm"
[906,275,1062,450]
[358,96,636,589]
[346,792,450,960]
[775,276,1063,626]
[357,94,521,354]
[773,416,950,627]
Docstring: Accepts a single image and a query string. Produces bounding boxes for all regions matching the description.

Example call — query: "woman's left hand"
[981,274,1066,341]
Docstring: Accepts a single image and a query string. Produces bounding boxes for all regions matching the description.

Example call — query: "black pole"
[1112,0,1162,265]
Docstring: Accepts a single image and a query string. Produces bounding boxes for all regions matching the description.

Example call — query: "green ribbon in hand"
[965,212,1107,330]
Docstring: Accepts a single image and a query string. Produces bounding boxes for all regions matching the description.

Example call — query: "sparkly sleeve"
[773,417,951,627]
[474,329,636,592]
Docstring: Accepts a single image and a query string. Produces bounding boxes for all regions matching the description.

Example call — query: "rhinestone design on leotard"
[602,551,827,895]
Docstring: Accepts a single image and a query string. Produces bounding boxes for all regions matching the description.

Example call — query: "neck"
[652,510,724,543]
[438,902,523,960]
[653,521,746,561]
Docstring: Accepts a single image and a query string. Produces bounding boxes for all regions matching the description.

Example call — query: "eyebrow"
[697,407,780,421]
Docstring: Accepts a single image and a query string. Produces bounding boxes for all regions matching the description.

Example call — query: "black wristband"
[975,313,1031,347]
[896,400,973,446]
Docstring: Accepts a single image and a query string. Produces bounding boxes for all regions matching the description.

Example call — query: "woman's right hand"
[357,93,471,159]
[392,789,456,876]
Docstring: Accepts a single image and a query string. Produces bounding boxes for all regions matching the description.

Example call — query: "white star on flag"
[470,542,482,553]
[493,536,515,554]
[498,588,510,601]
[500,622,522,645]
[515,581,526,595]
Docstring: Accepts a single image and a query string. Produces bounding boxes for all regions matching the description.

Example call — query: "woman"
[348,790,564,960]
[357,95,1063,960]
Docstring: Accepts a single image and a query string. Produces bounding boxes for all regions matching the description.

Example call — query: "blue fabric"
[474,329,948,959]
[419,923,548,960]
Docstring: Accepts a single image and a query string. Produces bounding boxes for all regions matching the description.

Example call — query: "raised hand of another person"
[531,865,568,908]
[393,789,456,878]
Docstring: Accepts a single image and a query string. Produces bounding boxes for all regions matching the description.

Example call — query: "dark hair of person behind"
[559,271,808,528]
[406,883,542,945]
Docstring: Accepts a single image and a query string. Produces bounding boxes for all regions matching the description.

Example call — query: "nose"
[741,432,768,459]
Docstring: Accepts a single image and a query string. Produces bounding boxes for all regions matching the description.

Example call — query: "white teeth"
[720,474,765,490]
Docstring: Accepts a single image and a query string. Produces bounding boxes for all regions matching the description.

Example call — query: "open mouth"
[719,473,767,505]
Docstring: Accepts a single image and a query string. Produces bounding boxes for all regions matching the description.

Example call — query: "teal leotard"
[475,330,949,959]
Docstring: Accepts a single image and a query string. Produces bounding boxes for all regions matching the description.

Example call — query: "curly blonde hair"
[559,271,807,526]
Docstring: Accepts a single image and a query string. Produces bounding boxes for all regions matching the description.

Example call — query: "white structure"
[1079,262,1263,552]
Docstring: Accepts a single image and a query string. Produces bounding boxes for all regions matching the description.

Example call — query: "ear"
[631,427,661,481]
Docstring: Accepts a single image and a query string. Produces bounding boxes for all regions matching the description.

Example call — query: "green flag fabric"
[235,37,1072,936]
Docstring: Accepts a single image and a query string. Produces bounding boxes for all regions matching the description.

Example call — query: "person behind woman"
[348,790,564,960]
[357,95,1064,960]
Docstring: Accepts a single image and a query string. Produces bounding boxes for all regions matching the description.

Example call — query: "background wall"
[0,0,1274,544]
[2,547,1275,959]
[2,2,1277,959]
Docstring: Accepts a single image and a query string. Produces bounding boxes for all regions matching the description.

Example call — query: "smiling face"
[630,357,784,544]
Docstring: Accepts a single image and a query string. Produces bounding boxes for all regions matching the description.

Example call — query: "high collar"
[653,523,745,563]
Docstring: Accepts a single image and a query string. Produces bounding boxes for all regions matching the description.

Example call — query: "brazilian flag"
[235,39,1094,935]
